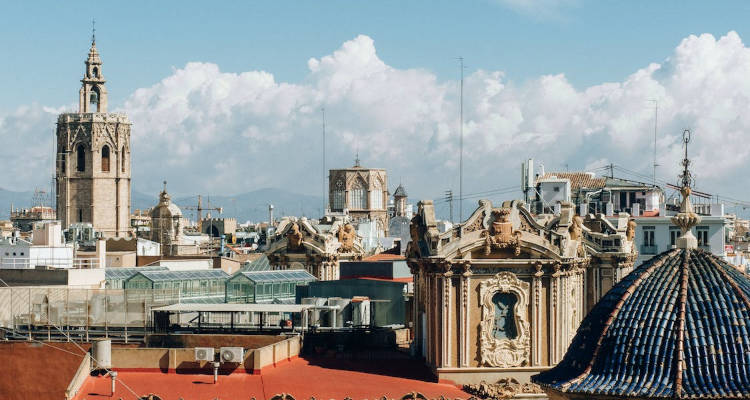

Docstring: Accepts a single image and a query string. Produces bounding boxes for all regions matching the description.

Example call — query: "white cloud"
[1,32,750,208]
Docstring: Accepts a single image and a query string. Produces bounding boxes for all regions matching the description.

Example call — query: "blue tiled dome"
[533,248,750,399]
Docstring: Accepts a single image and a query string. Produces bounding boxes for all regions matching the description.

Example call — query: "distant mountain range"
[0,187,324,224]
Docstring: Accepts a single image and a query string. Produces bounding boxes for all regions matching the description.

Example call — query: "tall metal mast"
[458,57,464,223]
[649,99,659,186]
[322,106,327,214]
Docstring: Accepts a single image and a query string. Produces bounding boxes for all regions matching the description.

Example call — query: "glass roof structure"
[242,255,271,272]
[132,269,229,282]
[233,270,316,284]
[105,266,167,280]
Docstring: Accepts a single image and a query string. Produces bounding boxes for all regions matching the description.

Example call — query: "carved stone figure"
[569,215,583,241]
[482,209,521,256]
[286,222,303,251]
[337,223,356,253]
[626,218,637,242]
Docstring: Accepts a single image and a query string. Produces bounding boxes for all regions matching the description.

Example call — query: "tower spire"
[672,129,701,249]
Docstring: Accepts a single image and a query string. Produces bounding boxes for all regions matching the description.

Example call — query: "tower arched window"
[89,86,100,112]
[76,145,86,172]
[332,180,345,210]
[92,67,98,78]
[101,145,110,172]
[121,148,126,173]
[370,181,383,210]
[349,181,367,210]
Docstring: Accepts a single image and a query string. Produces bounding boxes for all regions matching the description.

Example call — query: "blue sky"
[2,1,750,215]
[3,1,749,110]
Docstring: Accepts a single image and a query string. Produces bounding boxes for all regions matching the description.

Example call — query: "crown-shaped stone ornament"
[671,130,701,249]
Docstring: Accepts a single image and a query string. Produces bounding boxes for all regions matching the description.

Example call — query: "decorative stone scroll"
[479,272,530,367]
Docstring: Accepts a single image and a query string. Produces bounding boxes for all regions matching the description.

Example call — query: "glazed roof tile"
[533,249,750,399]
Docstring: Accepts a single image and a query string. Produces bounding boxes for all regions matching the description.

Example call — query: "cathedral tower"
[55,36,131,237]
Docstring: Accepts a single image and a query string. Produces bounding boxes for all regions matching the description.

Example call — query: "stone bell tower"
[55,33,131,238]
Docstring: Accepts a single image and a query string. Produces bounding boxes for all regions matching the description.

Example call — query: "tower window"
[332,180,345,210]
[92,67,99,78]
[89,86,100,112]
[101,145,110,172]
[121,149,126,173]
[76,145,86,172]
[349,184,366,209]
[78,209,83,222]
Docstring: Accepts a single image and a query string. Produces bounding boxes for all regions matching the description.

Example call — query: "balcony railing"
[0,257,100,269]
[640,245,658,255]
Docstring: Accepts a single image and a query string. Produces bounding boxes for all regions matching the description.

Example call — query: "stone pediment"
[266,217,364,256]
[407,199,586,262]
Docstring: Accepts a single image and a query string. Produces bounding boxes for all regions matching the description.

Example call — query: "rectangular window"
[642,226,655,246]
[697,227,709,247]
[670,228,681,247]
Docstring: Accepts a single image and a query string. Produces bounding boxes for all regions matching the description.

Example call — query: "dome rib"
[534,249,750,399]
[672,250,689,397]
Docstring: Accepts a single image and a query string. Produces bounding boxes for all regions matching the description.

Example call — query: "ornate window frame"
[479,271,531,367]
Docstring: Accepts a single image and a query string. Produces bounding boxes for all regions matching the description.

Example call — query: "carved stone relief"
[479,271,531,367]
[481,209,521,256]
[286,222,304,251]
[337,223,356,253]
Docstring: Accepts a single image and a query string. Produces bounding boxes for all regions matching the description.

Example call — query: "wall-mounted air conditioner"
[219,347,244,363]
[195,347,214,362]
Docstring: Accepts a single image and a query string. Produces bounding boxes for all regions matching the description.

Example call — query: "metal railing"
[0,257,99,269]
[0,286,179,342]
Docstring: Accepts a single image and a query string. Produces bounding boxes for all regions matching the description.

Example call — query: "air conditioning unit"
[219,347,244,363]
[194,347,214,362]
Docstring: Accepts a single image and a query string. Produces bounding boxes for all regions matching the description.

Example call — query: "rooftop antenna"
[91,18,96,45]
[649,99,659,186]
[322,106,327,213]
[458,56,465,223]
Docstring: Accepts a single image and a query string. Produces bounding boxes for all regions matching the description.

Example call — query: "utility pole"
[444,190,454,223]
[458,57,464,223]
[608,163,615,179]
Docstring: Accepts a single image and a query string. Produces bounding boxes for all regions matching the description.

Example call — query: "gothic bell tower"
[55,32,132,238]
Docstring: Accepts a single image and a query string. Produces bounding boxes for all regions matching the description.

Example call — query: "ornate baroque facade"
[407,199,636,386]
[265,217,364,280]
[55,38,131,238]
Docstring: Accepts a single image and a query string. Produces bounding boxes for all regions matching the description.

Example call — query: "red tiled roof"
[362,253,406,261]
[538,172,607,190]
[0,342,90,400]
[75,357,467,399]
